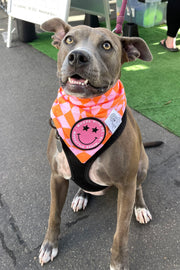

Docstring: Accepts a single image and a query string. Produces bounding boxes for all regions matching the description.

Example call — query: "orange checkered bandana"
[51,80,127,163]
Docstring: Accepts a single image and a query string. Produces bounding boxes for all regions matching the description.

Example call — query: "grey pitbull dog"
[39,18,153,269]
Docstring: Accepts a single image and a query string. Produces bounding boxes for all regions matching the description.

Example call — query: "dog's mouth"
[62,74,108,98]
[68,74,89,87]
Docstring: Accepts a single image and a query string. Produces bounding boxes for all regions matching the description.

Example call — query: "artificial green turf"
[29,32,58,61]
[29,22,180,136]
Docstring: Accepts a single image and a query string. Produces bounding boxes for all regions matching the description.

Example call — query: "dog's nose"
[68,50,89,67]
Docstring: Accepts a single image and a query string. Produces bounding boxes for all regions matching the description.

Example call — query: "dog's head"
[41,18,152,98]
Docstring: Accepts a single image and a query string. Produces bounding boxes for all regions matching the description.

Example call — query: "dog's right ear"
[41,18,71,49]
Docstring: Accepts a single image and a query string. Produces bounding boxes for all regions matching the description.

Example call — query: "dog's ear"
[119,36,152,64]
[41,18,71,49]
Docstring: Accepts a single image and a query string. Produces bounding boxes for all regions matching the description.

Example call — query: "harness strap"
[60,110,127,192]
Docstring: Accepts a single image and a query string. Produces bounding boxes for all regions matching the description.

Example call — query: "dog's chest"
[52,81,127,193]
[56,150,108,188]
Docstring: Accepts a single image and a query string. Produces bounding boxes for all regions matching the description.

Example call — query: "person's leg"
[167,0,180,38]
[166,0,179,48]
[160,0,180,50]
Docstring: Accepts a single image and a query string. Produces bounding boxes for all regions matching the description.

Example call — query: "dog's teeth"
[68,77,88,86]
[68,77,73,83]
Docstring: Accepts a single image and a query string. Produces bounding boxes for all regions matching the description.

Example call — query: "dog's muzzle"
[68,49,90,68]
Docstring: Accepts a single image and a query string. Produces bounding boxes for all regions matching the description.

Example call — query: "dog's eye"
[65,36,74,45]
[102,42,112,50]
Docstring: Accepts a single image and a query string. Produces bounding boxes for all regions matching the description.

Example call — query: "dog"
[39,18,155,270]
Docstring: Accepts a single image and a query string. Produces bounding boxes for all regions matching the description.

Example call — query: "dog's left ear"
[119,36,152,64]
[41,18,71,49]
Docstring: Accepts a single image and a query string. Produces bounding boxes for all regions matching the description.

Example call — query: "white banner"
[8,0,70,25]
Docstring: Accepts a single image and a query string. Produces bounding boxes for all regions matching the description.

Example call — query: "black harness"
[55,110,127,192]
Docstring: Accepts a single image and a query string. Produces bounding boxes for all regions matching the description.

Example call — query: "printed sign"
[8,0,70,25]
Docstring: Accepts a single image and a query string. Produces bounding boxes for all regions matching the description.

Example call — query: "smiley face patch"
[70,118,106,150]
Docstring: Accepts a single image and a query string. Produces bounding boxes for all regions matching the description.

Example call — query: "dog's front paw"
[39,240,58,266]
[71,188,89,212]
[110,264,129,270]
[134,207,152,224]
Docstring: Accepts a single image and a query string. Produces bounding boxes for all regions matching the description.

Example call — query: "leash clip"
[112,28,123,36]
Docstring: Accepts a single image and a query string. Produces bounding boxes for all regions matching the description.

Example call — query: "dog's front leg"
[110,179,136,270]
[39,174,69,266]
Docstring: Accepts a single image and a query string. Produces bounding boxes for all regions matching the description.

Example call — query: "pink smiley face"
[70,118,106,150]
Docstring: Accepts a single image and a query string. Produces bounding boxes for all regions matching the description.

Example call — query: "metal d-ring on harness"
[112,0,128,35]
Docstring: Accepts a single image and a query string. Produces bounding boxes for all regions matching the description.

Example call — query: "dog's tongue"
[68,77,88,86]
